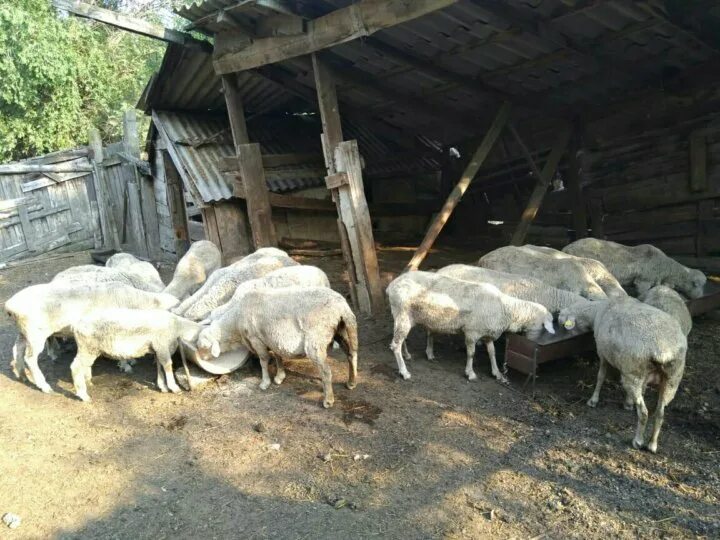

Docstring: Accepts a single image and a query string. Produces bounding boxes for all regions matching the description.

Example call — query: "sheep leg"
[646,358,685,454]
[402,341,412,361]
[389,313,412,380]
[464,335,478,381]
[11,335,27,380]
[24,334,53,394]
[346,348,358,391]
[118,360,133,373]
[587,357,608,408]
[250,340,273,390]
[157,350,181,394]
[485,340,508,384]
[156,360,169,393]
[46,337,60,362]
[425,333,435,361]
[622,375,648,450]
[70,351,95,402]
[308,345,334,408]
[273,355,286,385]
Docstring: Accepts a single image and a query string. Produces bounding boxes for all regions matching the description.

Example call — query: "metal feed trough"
[504,280,720,395]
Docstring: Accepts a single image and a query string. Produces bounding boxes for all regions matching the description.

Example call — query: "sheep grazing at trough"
[639,285,692,337]
[5,283,179,394]
[69,309,203,402]
[53,264,164,293]
[479,245,615,300]
[163,240,222,300]
[205,265,331,322]
[173,248,298,321]
[104,253,165,292]
[437,264,588,315]
[386,271,555,383]
[559,298,687,453]
[562,238,706,299]
[195,286,357,408]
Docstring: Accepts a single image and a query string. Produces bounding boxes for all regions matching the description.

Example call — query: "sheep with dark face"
[562,238,706,299]
[559,297,686,453]
[386,271,554,383]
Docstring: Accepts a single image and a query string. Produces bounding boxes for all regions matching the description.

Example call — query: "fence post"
[89,128,120,250]
[122,109,149,257]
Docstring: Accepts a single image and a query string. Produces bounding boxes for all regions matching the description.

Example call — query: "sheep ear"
[211,341,221,358]
[544,319,555,334]
[563,319,575,330]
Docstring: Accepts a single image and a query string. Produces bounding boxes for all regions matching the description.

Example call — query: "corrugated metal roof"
[170,0,718,139]
[152,111,331,204]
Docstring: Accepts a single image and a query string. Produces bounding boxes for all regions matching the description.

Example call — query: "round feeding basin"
[181,340,250,375]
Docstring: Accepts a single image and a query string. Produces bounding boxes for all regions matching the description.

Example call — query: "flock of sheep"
[5,241,356,409]
[4,235,707,454]
[387,239,705,453]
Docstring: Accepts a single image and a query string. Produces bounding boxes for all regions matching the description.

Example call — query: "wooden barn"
[57,0,720,316]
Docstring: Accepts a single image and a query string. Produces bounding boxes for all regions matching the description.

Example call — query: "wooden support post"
[566,122,587,239]
[162,151,190,258]
[89,128,120,250]
[223,74,277,249]
[122,109,149,257]
[510,127,572,246]
[405,102,511,271]
[313,53,383,314]
[589,198,605,239]
[690,130,707,192]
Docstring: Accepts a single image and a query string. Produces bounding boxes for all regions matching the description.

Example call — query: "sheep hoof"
[77,393,91,403]
[168,385,182,394]
[259,380,271,391]
[403,352,412,361]
[467,372,478,381]
[39,384,53,394]
[400,370,411,380]
[323,399,334,409]
[10,363,22,380]
[273,373,286,385]
[158,386,168,393]
[632,438,644,450]
[586,398,598,408]
[645,442,658,454]
[346,380,357,390]
[623,401,634,411]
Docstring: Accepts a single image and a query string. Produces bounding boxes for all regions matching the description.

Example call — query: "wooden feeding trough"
[180,340,250,375]
[505,279,720,395]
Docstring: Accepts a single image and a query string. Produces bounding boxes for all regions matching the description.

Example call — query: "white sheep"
[104,253,165,292]
[205,265,331,322]
[562,238,706,298]
[53,264,164,293]
[5,283,179,394]
[163,240,222,300]
[173,249,298,321]
[386,271,554,383]
[195,286,358,408]
[69,308,203,402]
[559,298,686,453]
[479,245,610,300]
[437,264,588,314]
[639,285,692,337]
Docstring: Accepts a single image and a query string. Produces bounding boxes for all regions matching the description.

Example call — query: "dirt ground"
[0,246,718,539]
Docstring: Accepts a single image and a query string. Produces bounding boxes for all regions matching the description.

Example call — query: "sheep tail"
[334,306,358,359]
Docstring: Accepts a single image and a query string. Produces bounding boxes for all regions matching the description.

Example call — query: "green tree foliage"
[0,0,180,161]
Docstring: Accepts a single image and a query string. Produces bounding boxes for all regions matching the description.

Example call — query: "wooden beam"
[162,151,190,258]
[405,102,511,271]
[219,153,324,172]
[565,124,588,239]
[0,163,93,174]
[53,1,209,49]
[223,73,277,248]
[234,185,336,211]
[213,0,457,74]
[236,143,278,247]
[507,122,543,181]
[88,128,120,250]
[511,127,572,246]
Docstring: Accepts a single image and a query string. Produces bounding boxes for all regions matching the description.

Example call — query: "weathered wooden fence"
[0,110,160,264]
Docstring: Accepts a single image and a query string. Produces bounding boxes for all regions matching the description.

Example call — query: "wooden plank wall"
[0,149,100,263]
